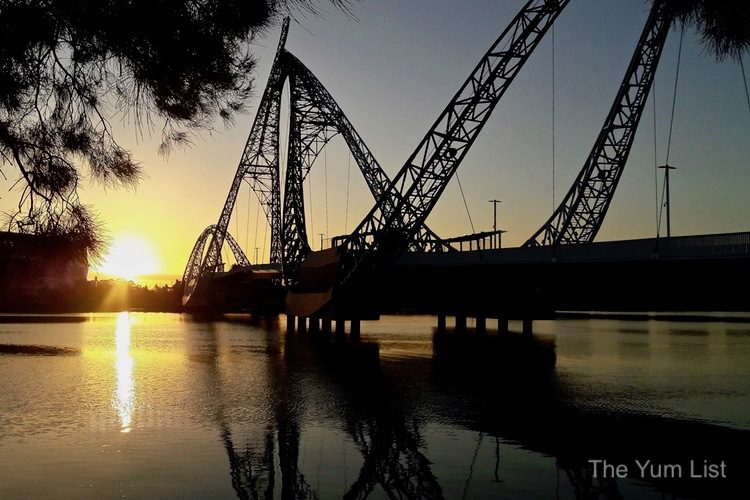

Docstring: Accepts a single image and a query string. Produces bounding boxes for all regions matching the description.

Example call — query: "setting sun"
[97,235,160,281]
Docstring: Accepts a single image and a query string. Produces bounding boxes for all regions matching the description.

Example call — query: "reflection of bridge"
[196,320,750,499]
[182,1,749,327]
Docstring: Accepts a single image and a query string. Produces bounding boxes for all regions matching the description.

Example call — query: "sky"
[3,0,749,281]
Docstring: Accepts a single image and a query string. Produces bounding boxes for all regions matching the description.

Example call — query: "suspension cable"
[658,26,684,233]
[462,432,484,500]
[741,56,750,116]
[324,143,329,238]
[455,172,476,234]
[308,170,314,245]
[551,23,556,212]
[245,183,251,254]
[253,187,261,259]
[665,25,684,166]
[263,218,268,263]
[344,150,351,233]
[657,170,667,236]
[653,80,659,236]
[234,194,239,246]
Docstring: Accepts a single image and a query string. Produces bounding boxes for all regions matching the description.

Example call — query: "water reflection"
[2,314,748,498]
[114,311,134,433]
[198,324,749,500]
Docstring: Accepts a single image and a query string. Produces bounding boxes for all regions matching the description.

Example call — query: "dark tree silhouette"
[654,0,750,61]
[0,0,350,257]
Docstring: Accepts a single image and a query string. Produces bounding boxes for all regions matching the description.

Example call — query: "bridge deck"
[380,231,750,317]
[397,231,750,267]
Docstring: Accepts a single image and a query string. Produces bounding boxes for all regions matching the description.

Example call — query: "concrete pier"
[455,315,467,334]
[522,318,533,337]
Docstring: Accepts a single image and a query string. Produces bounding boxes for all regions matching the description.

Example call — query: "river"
[1,313,748,498]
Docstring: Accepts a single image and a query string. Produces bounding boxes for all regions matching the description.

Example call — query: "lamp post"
[318,233,325,251]
[658,164,676,237]
[488,199,501,248]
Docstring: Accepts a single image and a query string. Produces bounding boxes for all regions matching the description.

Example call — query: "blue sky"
[4,0,747,276]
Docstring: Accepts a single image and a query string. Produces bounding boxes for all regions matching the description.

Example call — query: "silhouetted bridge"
[181,4,749,335]
[385,231,750,316]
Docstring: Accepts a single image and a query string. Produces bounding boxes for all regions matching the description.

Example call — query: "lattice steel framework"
[182,20,289,305]
[280,51,453,283]
[525,2,670,246]
[181,224,250,296]
[184,17,454,302]
[344,417,442,500]
[326,0,569,288]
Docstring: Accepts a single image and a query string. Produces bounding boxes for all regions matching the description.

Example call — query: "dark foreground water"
[1,313,749,499]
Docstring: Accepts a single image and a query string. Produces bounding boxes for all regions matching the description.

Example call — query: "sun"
[97,235,160,281]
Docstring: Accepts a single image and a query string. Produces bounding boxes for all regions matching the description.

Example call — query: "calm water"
[1,313,749,499]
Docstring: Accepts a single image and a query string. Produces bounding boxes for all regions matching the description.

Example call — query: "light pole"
[488,199,501,248]
[318,233,326,251]
[254,247,259,264]
[658,164,676,237]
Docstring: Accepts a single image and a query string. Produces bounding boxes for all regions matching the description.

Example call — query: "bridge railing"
[658,232,750,258]
[330,230,507,253]
[546,232,750,261]
[429,230,506,252]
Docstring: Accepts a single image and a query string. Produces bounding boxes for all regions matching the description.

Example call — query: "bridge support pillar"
[309,317,320,334]
[297,316,307,334]
[437,315,446,333]
[522,318,533,338]
[498,318,509,335]
[476,316,486,335]
[335,319,346,340]
[286,315,295,333]
[322,319,332,334]
[455,315,467,334]
[350,319,361,342]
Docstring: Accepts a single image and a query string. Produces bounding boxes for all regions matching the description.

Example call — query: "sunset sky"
[2,0,749,282]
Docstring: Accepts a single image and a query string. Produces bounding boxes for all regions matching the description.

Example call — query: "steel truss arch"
[282,51,452,250]
[525,2,671,246]
[182,19,291,307]
[316,0,570,291]
[184,17,456,303]
[182,225,250,305]
[279,51,455,283]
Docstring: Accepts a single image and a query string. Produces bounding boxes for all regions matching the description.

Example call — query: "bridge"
[182,1,750,334]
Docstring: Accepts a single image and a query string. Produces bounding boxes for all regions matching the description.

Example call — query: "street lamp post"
[488,199,501,248]
[658,164,677,237]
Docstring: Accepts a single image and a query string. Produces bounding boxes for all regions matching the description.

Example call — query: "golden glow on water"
[114,312,135,433]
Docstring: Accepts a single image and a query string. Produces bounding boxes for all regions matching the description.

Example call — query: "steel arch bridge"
[184,0,679,314]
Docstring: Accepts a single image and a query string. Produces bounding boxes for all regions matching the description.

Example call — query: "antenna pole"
[489,199,501,248]
[658,164,676,237]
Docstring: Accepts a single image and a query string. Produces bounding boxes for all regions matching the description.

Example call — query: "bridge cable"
[253,188,261,260]
[665,25,684,166]
[344,150,351,233]
[461,432,483,500]
[308,171,314,248]
[234,192,239,257]
[658,25,684,234]
[245,183,251,255]
[455,172,476,234]
[324,143,329,241]
[263,213,268,263]
[741,56,750,116]
[653,79,659,236]
[222,241,228,270]
[551,24,556,212]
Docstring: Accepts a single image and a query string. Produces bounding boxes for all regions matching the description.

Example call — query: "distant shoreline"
[555,311,750,323]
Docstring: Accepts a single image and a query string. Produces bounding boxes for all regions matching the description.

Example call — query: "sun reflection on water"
[114,312,135,432]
